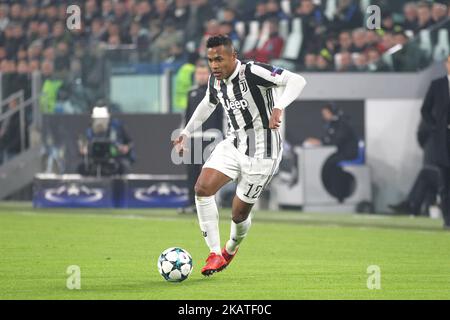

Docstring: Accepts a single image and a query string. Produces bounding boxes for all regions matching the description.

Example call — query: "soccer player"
[173,35,307,276]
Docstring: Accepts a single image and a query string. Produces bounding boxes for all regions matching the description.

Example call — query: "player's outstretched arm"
[173,95,216,156]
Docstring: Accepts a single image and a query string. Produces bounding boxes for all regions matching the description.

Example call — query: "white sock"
[226,216,251,255]
[195,195,221,255]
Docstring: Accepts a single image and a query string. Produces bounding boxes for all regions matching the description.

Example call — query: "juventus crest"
[239,80,249,95]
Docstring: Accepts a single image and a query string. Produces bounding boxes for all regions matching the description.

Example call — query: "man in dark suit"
[389,119,440,216]
[421,54,450,229]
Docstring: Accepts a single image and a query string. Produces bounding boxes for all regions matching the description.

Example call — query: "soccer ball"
[157,247,193,282]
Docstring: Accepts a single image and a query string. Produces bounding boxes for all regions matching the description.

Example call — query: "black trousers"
[438,166,450,226]
[407,166,441,216]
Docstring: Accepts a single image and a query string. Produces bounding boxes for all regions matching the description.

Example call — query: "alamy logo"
[66,5,81,30]
[224,99,249,111]
[366,5,381,30]
[66,265,81,290]
[367,265,381,289]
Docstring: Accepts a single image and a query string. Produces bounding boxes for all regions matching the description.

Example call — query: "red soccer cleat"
[201,253,227,276]
[222,246,239,266]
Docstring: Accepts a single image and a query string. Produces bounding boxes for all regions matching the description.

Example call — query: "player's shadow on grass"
[151,278,213,287]
[89,277,214,293]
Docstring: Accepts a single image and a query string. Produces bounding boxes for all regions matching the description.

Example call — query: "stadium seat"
[338,141,372,208]
[257,20,270,49]
[360,0,371,14]
[280,0,292,16]
[280,18,303,60]
[241,21,261,54]
[334,53,343,70]
[433,28,450,62]
[325,0,337,21]
[234,21,246,40]
[381,52,394,69]
[275,146,373,212]
[419,29,433,59]
[340,165,372,206]
[338,140,366,167]
[279,19,290,41]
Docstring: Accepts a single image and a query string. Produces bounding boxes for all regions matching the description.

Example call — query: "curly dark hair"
[206,35,233,49]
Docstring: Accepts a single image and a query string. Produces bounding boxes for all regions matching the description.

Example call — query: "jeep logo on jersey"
[224,99,249,111]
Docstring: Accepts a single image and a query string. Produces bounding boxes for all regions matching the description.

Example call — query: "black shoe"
[388,201,411,214]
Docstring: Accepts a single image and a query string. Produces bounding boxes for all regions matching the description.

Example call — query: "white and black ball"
[157,247,193,282]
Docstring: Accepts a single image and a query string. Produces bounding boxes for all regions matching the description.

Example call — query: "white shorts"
[203,139,281,204]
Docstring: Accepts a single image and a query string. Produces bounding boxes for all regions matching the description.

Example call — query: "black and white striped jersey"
[181,59,306,160]
[208,60,288,160]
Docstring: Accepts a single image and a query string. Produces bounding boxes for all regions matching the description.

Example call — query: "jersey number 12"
[244,184,263,199]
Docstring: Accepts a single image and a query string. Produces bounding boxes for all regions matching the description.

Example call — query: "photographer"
[78,105,135,176]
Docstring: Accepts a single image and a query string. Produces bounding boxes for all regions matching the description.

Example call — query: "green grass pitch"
[0,202,449,300]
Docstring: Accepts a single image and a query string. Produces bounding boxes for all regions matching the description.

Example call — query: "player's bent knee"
[194,182,215,197]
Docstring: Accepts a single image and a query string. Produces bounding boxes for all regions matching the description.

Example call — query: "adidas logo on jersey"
[224,99,249,111]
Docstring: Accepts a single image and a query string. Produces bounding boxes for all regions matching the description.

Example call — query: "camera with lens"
[87,138,120,176]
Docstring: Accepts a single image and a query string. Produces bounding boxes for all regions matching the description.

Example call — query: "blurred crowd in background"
[0,0,449,103]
